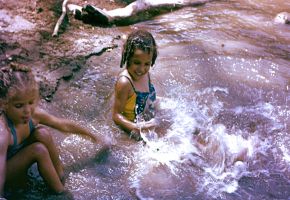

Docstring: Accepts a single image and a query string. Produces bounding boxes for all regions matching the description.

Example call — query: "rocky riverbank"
[0,0,128,101]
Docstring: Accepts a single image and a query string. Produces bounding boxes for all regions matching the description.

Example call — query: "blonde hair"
[0,62,38,100]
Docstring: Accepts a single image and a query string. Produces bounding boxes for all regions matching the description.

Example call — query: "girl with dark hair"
[112,30,158,141]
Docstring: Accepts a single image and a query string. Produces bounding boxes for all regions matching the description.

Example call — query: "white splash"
[130,87,260,199]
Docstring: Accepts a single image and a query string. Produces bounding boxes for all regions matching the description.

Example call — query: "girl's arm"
[0,119,9,196]
[34,108,100,142]
[112,77,156,140]
[112,77,138,133]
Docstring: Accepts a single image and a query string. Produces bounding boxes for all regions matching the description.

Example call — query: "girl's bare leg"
[6,142,64,193]
[31,127,64,180]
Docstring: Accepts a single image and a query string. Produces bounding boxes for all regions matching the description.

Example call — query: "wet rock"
[274,12,290,24]
[0,40,30,67]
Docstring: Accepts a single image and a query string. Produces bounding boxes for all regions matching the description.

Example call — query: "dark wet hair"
[120,30,158,68]
[0,62,38,100]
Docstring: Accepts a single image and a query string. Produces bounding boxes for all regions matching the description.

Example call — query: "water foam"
[130,87,260,199]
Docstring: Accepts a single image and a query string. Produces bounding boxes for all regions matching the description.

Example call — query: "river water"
[7,0,290,199]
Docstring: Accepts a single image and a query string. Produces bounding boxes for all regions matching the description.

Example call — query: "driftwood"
[70,0,210,26]
[51,0,214,34]
[52,0,69,37]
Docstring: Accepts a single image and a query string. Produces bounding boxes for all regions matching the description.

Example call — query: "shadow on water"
[64,147,111,176]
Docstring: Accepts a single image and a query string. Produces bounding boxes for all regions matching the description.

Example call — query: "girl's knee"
[34,127,53,143]
[30,142,50,158]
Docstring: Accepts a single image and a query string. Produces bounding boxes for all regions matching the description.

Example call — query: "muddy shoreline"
[0,0,129,101]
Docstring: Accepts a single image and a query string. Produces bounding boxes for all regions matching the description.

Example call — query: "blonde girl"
[0,63,103,196]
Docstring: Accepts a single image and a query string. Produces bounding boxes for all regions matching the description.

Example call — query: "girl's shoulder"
[0,114,8,127]
[115,71,134,94]
[0,114,6,126]
[0,114,10,142]
[116,71,132,86]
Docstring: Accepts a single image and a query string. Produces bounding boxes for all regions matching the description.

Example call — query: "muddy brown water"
[1,0,290,199]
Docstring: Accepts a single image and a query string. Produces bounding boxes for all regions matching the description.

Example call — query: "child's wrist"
[136,121,146,130]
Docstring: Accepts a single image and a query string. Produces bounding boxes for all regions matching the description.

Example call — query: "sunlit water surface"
[7,0,290,199]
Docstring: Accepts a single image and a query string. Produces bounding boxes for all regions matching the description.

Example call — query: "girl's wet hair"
[0,62,38,99]
[120,30,157,68]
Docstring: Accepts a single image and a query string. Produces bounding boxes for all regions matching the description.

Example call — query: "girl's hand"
[141,119,157,130]
[129,119,158,141]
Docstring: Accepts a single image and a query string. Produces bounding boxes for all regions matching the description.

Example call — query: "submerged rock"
[274,12,290,24]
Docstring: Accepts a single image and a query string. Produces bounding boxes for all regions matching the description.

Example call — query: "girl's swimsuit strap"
[5,116,17,146]
[4,115,35,146]
[120,73,152,93]
[148,73,151,88]
[119,75,137,92]
[29,119,35,132]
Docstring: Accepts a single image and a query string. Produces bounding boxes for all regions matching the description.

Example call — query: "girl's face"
[127,48,153,81]
[4,88,39,124]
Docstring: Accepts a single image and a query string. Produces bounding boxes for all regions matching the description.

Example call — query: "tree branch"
[52,0,69,37]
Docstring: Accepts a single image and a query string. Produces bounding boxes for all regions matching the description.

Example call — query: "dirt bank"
[0,0,127,101]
